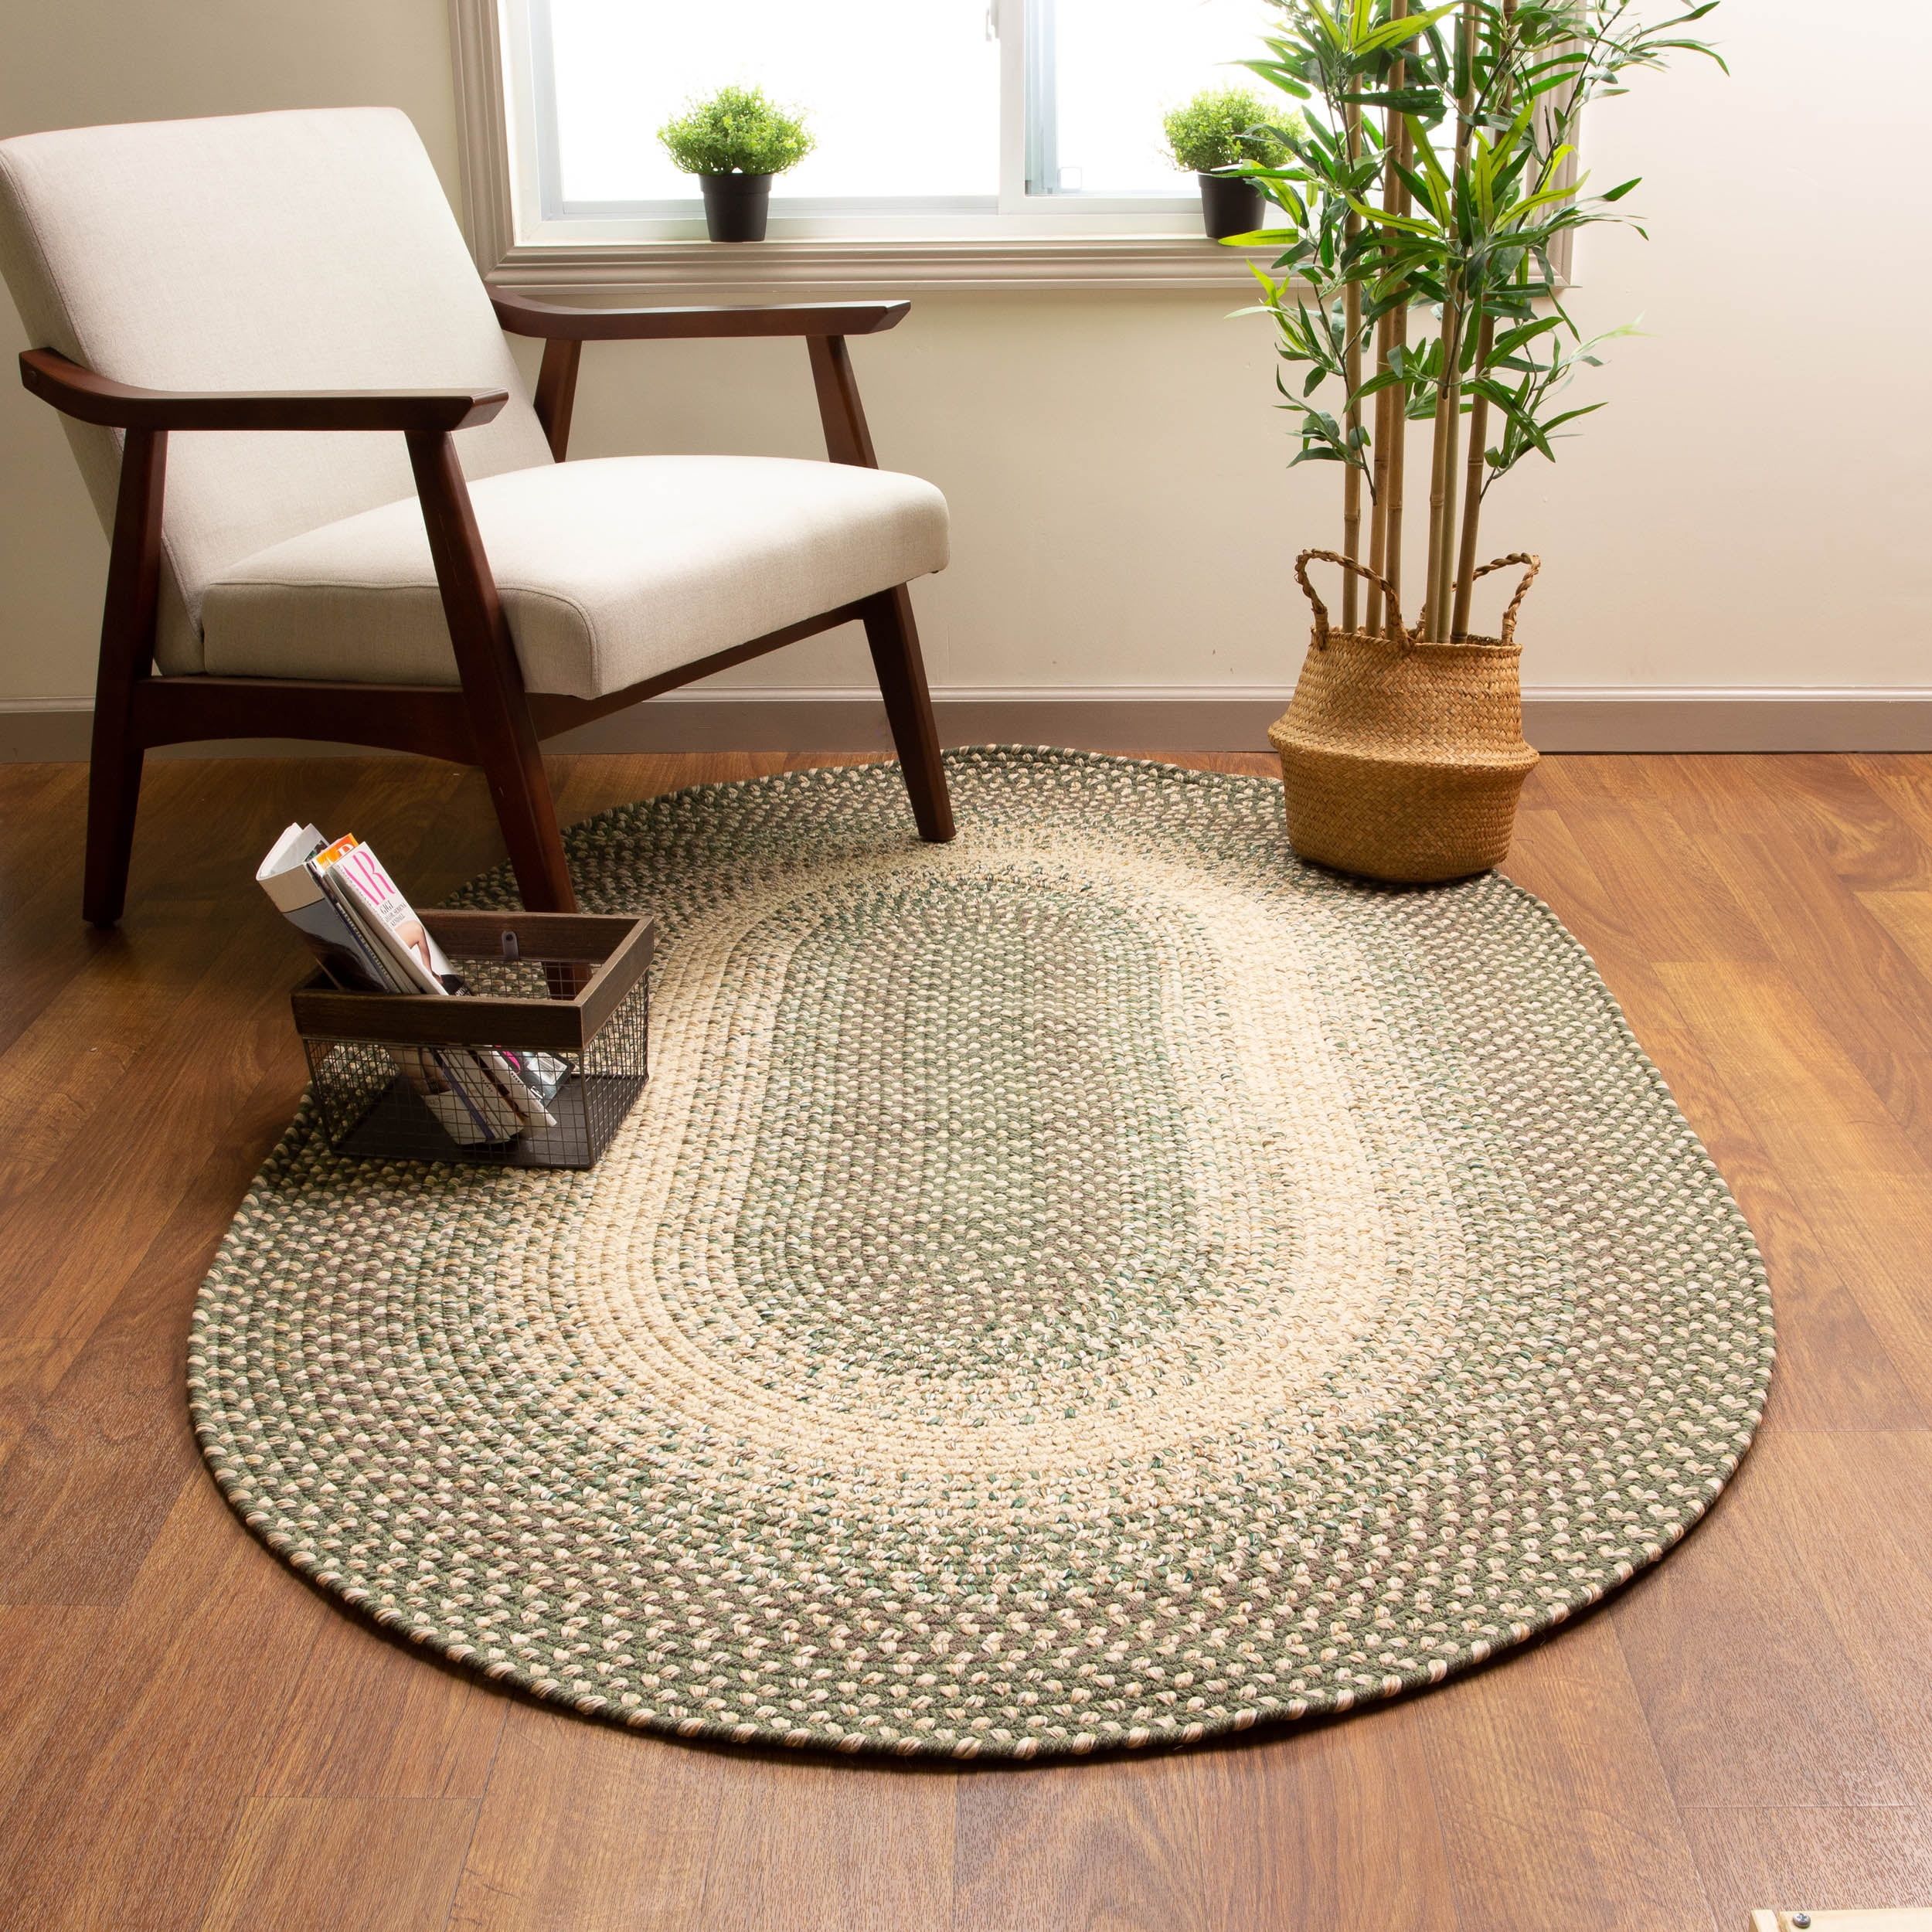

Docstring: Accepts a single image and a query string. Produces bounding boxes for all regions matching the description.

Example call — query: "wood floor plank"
[1505,813,1924,1432]
[1611,1431,1911,1809]
[1672,755,1932,895]
[1782,1173,1932,1415]
[196,1795,480,1932]
[1857,889,1932,992]
[1197,1709,1465,1932]
[0,926,299,1355]
[1501,804,1741,1033]
[693,1757,954,1932]
[1595,977,1924,1436]
[1648,955,1932,1413]
[951,1749,1229,1932]
[0,757,364,1068]
[1526,767,1776,967]
[445,1709,722,1932]
[781,750,886,772]
[1760,1432,1932,1808]
[0,764,118,1058]
[1852,757,1932,885]
[0,1333,59,1469]
[1526,752,1636,810]
[0,1603,116,1821]
[0,757,495,1359]
[1657,962,1930,1184]
[0,896,241,1208]
[1719,839,1932,1154]
[1680,1807,1932,1932]
[251,1617,509,1801]
[952,1699,1460,1932]
[1638,764,1932,1150]
[1416,1614,1718,1932]
[0,1043,315,1612]
[0,1475,333,1931]
[0,755,79,807]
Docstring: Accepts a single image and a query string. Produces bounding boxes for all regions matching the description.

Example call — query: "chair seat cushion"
[199,454,949,699]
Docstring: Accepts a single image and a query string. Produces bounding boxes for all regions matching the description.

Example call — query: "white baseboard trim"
[5,685,1932,760]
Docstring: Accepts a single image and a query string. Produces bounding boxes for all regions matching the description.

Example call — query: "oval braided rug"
[190,749,1774,1760]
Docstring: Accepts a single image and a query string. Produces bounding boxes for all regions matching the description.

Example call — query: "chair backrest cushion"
[0,107,553,672]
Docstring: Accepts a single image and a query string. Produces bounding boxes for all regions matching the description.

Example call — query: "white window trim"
[448,0,1283,294]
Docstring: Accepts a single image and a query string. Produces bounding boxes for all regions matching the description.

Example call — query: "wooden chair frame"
[19,293,954,927]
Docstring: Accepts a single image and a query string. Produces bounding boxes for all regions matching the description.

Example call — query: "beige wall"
[2,0,1926,713]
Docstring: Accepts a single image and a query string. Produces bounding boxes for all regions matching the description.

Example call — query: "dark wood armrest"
[492,293,910,463]
[19,349,509,432]
[489,292,910,342]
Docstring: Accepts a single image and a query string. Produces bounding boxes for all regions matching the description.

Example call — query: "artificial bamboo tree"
[1236,0,1723,642]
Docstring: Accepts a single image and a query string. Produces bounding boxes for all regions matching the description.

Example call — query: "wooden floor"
[2,748,1930,1932]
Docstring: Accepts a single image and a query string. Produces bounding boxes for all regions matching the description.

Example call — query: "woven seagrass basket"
[1269,547,1541,883]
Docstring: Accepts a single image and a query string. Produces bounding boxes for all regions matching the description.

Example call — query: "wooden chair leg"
[474,732,577,914]
[82,706,145,929]
[406,429,578,913]
[861,586,954,844]
[83,425,168,927]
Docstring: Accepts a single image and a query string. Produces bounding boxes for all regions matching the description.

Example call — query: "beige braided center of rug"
[190,750,1773,1760]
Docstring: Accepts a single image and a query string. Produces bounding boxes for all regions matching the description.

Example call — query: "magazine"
[310,835,567,1128]
[258,824,565,1146]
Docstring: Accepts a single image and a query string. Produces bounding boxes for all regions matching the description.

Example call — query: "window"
[467,0,1285,281]
[536,0,1002,212]
[1030,0,1278,198]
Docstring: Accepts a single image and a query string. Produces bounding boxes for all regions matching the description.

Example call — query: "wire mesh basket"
[293,911,654,1169]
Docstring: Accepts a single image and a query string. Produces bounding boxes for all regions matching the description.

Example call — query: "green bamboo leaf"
[1235,61,1313,99]
[1649,40,1728,70]
[1471,380,1555,458]
[1359,2,1461,55]
[1303,0,1345,49]
[1340,88,1444,114]
[1348,197,1439,236]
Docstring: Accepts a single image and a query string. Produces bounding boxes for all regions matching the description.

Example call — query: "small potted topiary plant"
[1161,87,1294,240]
[657,85,814,242]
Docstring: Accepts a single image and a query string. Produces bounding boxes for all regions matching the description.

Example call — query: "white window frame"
[449,0,1279,294]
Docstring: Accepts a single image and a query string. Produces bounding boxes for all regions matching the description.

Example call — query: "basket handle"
[1294,548,1406,648]
[1468,553,1541,645]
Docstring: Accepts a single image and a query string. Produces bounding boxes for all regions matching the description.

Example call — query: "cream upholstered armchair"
[0,107,954,925]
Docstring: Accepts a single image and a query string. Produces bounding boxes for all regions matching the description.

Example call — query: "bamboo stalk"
[1420,291,1461,641]
[1433,291,1468,639]
[1450,308,1495,638]
[1451,0,1515,640]
[1426,1,1481,640]
[1384,297,1409,639]
[1377,0,1411,639]
[1340,103,1366,633]
[1365,304,1395,634]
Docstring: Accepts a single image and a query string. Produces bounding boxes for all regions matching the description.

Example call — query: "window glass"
[543,0,1002,206]
[1039,0,1281,195]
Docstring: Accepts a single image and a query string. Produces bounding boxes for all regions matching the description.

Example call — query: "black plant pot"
[699,172,774,243]
[1197,172,1264,241]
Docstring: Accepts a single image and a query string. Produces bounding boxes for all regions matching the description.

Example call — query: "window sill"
[477,232,1278,298]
